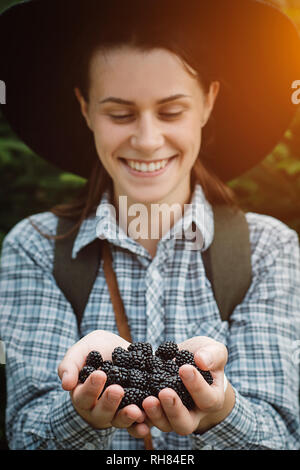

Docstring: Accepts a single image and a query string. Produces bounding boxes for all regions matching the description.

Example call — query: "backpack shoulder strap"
[201,205,252,321]
[53,216,102,330]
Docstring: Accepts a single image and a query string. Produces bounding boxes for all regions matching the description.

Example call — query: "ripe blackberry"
[197,368,214,386]
[149,371,174,397]
[118,387,148,410]
[78,365,96,383]
[145,356,165,373]
[159,375,195,410]
[128,342,153,358]
[178,389,195,410]
[175,350,214,385]
[129,349,146,371]
[128,369,150,390]
[112,347,132,368]
[161,359,179,375]
[101,360,113,374]
[175,349,195,367]
[155,341,179,360]
[85,350,103,369]
[105,365,129,388]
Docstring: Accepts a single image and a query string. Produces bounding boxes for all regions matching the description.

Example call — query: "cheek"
[91,119,126,159]
[175,125,202,159]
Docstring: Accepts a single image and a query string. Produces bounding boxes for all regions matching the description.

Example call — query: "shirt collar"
[72,183,214,259]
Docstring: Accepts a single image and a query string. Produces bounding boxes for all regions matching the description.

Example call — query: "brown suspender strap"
[101,239,132,343]
[101,239,154,450]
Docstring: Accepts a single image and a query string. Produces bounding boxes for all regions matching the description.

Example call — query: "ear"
[201,81,220,127]
[74,87,92,130]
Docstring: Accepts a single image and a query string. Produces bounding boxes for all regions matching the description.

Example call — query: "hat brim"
[0,0,300,182]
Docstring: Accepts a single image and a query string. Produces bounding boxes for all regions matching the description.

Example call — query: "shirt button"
[83,442,96,450]
[152,269,161,281]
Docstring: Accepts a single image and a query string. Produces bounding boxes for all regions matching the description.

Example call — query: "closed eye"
[109,111,184,122]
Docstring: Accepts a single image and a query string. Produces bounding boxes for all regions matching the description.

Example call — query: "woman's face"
[76,46,219,206]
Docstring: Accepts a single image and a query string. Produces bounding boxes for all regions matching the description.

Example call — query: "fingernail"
[90,373,98,386]
[164,396,175,406]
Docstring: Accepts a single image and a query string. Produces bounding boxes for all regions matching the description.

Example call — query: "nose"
[130,113,164,154]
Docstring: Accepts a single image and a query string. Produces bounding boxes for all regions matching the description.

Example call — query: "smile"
[120,155,177,175]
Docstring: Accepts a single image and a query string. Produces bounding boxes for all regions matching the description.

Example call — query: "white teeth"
[126,158,169,172]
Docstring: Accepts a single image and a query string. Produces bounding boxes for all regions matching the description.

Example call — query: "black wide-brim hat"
[0,0,300,182]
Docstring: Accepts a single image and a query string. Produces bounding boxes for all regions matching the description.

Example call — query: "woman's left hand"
[127,336,235,438]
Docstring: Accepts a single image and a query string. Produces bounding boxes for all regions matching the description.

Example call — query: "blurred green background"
[0,0,300,450]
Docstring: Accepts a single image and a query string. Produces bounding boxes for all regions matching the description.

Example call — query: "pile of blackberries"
[78,341,213,411]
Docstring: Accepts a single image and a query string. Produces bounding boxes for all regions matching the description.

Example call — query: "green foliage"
[0,110,86,246]
[229,110,300,237]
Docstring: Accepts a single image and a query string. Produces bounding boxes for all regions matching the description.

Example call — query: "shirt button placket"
[145,266,165,349]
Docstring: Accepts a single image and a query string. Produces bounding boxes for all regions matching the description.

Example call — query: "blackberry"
[149,371,174,397]
[161,359,180,375]
[175,349,195,367]
[112,347,132,368]
[129,349,146,371]
[155,341,179,360]
[197,368,214,386]
[128,342,153,358]
[159,376,180,393]
[101,360,113,374]
[128,369,150,390]
[85,350,103,369]
[118,387,148,410]
[78,365,96,383]
[145,356,165,373]
[158,375,195,410]
[178,389,195,410]
[176,350,214,386]
[105,365,129,388]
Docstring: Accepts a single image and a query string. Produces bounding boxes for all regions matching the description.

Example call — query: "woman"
[0,0,300,450]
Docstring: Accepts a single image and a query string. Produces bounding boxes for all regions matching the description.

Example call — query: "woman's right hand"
[57,330,148,430]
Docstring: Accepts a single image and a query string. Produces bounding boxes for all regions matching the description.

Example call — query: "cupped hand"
[127,336,234,438]
[57,330,146,430]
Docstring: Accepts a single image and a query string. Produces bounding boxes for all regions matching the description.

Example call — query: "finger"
[179,364,222,411]
[158,388,198,435]
[127,422,151,439]
[142,396,172,432]
[111,404,146,429]
[91,384,125,424]
[71,370,107,410]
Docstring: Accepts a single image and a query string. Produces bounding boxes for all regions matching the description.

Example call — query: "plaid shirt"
[0,184,299,450]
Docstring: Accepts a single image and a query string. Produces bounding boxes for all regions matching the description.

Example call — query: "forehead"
[88,46,202,100]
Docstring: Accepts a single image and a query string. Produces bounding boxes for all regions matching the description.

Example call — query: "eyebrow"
[98,94,191,106]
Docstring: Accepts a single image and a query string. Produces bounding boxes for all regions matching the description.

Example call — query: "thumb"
[58,343,88,390]
[58,362,80,391]
[194,342,228,371]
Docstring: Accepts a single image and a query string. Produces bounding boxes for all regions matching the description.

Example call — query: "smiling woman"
[0,0,300,452]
